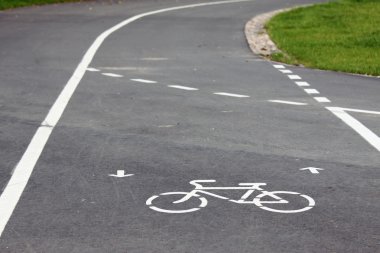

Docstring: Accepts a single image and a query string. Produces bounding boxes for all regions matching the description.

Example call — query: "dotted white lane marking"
[279,69,292,74]
[273,64,285,69]
[213,92,250,98]
[314,97,331,103]
[86,67,100,72]
[131,79,157,84]
[288,75,302,80]
[268,100,308,105]
[102,73,124,77]
[295,81,310,87]
[168,85,199,91]
[304,89,320,94]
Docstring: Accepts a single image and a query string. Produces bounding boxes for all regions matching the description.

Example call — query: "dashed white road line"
[0,0,256,237]
[288,75,302,80]
[273,64,285,69]
[131,78,157,84]
[214,92,250,98]
[268,100,308,105]
[295,81,310,87]
[304,89,320,94]
[168,85,199,91]
[102,73,124,77]
[279,69,292,74]
[86,67,100,72]
[313,97,331,103]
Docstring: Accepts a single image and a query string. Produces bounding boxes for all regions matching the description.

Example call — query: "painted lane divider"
[214,92,250,98]
[295,81,310,87]
[279,69,292,74]
[268,100,308,106]
[304,89,320,94]
[102,73,124,78]
[168,85,199,91]
[313,97,331,103]
[273,64,285,69]
[131,78,157,84]
[0,0,257,237]
[86,67,100,72]
[109,170,134,178]
[288,75,302,80]
[326,107,380,152]
[300,167,324,174]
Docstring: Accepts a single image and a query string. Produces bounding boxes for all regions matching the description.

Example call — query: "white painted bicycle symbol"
[146,180,315,214]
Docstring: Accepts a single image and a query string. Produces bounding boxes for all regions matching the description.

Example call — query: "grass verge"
[0,0,85,10]
[266,0,380,76]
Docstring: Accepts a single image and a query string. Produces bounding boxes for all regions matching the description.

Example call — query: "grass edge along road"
[266,0,380,77]
[0,0,86,10]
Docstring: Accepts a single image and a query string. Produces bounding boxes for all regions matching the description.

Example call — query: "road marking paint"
[141,57,169,61]
[222,110,233,113]
[268,100,308,105]
[86,67,100,72]
[99,66,147,70]
[168,85,198,91]
[326,107,380,152]
[295,81,310,87]
[300,167,324,174]
[288,75,302,80]
[304,89,320,94]
[102,73,123,77]
[314,97,331,103]
[131,78,157,84]
[273,64,285,69]
[158,125,175,128]
[214,92,250,98]
[337,107,380,115]
[0,0,256,237]
[279,69,292,74]
[109,170,134,178]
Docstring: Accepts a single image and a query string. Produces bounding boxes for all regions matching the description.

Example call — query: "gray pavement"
[0,0,379,252]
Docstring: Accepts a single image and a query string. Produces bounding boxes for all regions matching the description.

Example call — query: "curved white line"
[0,0,254,237]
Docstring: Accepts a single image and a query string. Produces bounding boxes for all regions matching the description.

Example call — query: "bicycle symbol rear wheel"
[146,192,208,214]
[253,191,315,213]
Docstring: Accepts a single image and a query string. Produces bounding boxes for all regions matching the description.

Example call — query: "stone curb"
[244,8,292,57]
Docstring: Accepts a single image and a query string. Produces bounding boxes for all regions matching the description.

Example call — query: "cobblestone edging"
[244,8,292,57]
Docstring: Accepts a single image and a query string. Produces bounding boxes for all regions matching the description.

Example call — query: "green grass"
[266,0,380,76]
[0,0,85,10]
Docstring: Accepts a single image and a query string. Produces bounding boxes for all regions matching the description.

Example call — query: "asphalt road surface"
[0,0,379,252]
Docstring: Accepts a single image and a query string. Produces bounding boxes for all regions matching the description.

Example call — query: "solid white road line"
[338,107,380,115]
[168,85,198,91]
[268,100,308,105]
[86,67,100,72]
[295,81,310,87]
[288,75,302,80]
[102,73,124,77]
[279,69,292,74]
[326,107,380,152]
[0,0,255,237]
[314,97,331,103]
[304,89,320,94]
[131,78,157,84]
[214,92,250,98]
[273,64,285,69]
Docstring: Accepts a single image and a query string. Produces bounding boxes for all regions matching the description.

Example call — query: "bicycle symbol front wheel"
[253,191,315,213]
[146,192,208,214]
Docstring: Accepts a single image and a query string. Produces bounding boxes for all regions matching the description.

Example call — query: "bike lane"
[1,0,379,252]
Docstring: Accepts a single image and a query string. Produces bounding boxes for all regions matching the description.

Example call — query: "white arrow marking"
[300,167,324,174]
[109,170,134,178]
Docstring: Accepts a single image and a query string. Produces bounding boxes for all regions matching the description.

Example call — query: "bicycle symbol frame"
[146,180,315,214]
